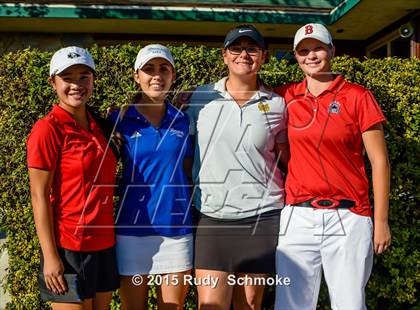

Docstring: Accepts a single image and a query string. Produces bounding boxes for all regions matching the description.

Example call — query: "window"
[270,45,294,62]
[390,37,411,58]
[367,30,411,58]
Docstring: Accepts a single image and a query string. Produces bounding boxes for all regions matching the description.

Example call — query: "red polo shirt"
[27,105,117,251]
[275,75,385,216]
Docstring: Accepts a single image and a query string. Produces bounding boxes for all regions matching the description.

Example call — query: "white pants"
[275,205,373,310]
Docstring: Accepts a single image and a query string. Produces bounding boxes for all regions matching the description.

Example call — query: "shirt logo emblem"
[169,129,185,138]
[258,102,270,113]
[328,101,341,114]
[131,131,142,138]
[67,52,81,59]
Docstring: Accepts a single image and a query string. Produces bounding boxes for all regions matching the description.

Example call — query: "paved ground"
[0,231,10,310]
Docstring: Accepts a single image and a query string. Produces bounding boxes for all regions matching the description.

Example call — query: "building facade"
[0,0,419,58]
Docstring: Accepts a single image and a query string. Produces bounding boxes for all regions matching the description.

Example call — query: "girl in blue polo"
[108,44,193,309]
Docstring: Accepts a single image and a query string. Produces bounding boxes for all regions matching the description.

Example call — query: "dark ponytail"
[86,105,121,159]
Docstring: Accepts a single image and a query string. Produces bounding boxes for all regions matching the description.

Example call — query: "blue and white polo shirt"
[109,102,193,237]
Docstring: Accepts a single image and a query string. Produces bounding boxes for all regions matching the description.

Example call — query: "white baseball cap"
[49,46,95,76]
[293,23,333,50]
[134,44,175,71]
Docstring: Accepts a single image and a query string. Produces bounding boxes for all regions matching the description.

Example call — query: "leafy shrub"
[0,46,418,309]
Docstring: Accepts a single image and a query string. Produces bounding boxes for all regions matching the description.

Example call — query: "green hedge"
[0,45,418,309]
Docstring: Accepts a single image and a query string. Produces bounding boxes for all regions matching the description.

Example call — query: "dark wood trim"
[411,15,420,58]
[365,10,419,46]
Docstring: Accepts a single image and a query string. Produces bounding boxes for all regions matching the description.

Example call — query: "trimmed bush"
[0,45,418,309]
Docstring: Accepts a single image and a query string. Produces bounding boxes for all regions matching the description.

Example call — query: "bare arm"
[183,133,195,183]
[183,157,193,181]
[362,123,391,254]
[29,168,67,294]
[274,142,290,173]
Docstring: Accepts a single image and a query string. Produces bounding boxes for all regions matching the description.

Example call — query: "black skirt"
[194,209,281,273]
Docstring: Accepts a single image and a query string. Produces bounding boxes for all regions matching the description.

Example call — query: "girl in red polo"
[27,46,119,309]
[274,24,391,310]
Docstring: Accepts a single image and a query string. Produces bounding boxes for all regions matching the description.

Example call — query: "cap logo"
[305,25,314,35]
[148,47,165,54]
[238,29,253,33]
[67,52,81,59]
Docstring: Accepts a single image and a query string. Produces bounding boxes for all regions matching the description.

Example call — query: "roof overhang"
[0,1,358,24]
[0,1,418,40]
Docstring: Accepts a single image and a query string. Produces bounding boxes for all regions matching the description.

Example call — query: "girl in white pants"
[274,23,391,310]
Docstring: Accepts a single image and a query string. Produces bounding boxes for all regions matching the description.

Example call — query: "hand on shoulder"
[173,87,197,110]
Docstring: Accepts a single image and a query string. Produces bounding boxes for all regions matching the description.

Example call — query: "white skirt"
[116,234,193,275]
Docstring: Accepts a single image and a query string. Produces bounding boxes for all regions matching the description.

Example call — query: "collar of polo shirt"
[123,100,184,121]
[214,77,273,101]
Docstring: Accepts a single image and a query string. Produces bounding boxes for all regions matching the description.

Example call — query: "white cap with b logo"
[293,23,333,50]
